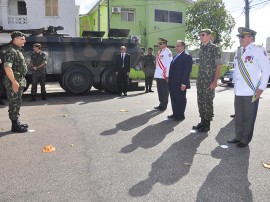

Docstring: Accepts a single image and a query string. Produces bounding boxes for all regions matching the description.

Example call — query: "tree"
[186,0,236,49]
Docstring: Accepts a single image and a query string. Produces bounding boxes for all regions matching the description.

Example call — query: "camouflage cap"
[11,31,25,39]
[237,27,256,37]
[158,37,168,44]
[199,29,212,34]
[33,43,41,48]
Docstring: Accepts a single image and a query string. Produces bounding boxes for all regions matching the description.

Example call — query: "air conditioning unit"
[131,35,141,44]
[112,7,121,13]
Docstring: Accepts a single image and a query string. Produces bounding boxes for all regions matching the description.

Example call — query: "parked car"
[221,68,234,86]
[221,68,270,86]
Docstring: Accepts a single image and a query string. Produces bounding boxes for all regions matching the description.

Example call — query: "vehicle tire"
[62,66,93,95]
[101,69,118,93]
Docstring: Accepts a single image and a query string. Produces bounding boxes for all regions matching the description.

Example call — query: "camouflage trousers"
[31,72,46,95]
[0,78,6,97]
[145,73,154,90]
[4,81,23,121]
[196,83,215,121]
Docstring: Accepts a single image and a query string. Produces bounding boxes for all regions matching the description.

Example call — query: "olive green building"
[80,0,193,52]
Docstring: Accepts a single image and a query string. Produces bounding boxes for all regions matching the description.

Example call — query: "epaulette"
[253,44,262,47]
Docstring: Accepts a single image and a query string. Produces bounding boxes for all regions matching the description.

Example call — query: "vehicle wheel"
[101,69,118,93]
[62,66,93,95]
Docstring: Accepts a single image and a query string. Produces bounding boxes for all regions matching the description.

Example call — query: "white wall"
[0,0,77,37]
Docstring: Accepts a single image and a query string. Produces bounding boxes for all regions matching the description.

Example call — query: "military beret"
[158,37,168,44]
[33,43,41,48]
[199,29,212,34]
[11,31,25,39]
[237,27,256,37]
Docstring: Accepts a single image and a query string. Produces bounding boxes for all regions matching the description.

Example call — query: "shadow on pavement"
[100,110,161,136]
[120,120,179,153]
[129,132,208,197]
[196,120,252,202]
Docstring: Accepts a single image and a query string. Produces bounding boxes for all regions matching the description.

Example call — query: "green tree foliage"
[186,0,236,49]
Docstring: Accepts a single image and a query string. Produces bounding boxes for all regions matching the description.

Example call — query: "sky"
[74,0,270,50]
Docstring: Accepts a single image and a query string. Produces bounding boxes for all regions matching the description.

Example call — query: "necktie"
[242,48,246,55]
[122,54,124,67]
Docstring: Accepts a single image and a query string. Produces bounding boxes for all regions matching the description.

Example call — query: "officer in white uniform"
[154,38,173,111]
[227,27,270,148]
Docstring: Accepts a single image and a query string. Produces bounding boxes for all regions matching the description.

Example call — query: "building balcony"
[8,15,28,24]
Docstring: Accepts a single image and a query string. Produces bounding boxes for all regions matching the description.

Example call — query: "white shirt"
[154,47,173,79]
[233,43,270,96]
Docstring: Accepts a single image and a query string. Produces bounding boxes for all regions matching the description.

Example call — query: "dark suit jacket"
[115,53,131,73]
[168,51,193,89]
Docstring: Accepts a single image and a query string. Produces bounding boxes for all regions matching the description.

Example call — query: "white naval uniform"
[233,43,270,96]
[154,47,173,79]
[232,43,270,145]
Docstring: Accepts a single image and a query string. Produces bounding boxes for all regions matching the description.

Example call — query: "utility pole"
[108,0,110,34]
[245,0,250,28]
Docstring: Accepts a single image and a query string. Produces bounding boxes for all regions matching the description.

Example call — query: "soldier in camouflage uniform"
[4,31,28,133]
[0,49,6,105]
[193,29,222,132]
[142,47,156,93]
[30,43,47,101]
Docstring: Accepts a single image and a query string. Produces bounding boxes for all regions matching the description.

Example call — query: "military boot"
[17,119,29,129]
[198,120,210,132]
[192,118,204,130]
[11,120,28,133]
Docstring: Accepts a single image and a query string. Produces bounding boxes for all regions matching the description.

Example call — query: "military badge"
[160,54,164,59]
[168,53,172,57]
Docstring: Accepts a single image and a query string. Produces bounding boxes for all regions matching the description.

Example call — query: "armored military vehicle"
[0,26,144,95]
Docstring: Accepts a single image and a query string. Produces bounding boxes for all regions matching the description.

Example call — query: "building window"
[121,9,135,22]
[155,9,182,23]
[18,1,27,15]
[45,0,58,16]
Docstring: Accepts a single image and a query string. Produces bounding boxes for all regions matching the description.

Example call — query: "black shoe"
[198,120,210,132]
[192,122,203,130]
[42,96,47,100]
[227,139,240,144]
[230,114,235,118]
[149,90,154,92]
[159,107,167,111]
[18,122,29,129]
[118,93,122,96]
[236,142,248,148]
[173,117,185,121]
[154,106,162,110]
[124,93,127,96]
[145,90,149,93]
[11,123,28,133]
[167,114,175,119]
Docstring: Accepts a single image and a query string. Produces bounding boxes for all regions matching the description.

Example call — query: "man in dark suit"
[168,40,193,121]
[115,46,131,96]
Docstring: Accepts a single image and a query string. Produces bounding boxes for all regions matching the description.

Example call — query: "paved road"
[0,81,270,201]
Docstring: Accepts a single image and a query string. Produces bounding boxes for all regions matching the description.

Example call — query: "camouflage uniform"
[197,42,222,121]
[0,50,6,104]
[30,51,47,96]
[4,44,28,121]
[143,53,156,91]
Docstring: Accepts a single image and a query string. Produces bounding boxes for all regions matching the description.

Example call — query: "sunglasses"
[238,35,252,39]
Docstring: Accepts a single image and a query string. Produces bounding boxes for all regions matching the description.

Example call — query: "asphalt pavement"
[0,81,270,202]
